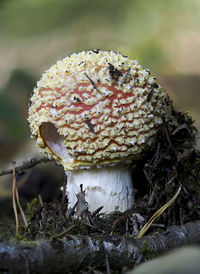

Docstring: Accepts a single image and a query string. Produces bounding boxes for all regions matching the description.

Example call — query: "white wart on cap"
[28,50,170,212]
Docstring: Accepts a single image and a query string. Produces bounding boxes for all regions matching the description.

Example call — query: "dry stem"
[0,157,52,177]
[12,161,18,234]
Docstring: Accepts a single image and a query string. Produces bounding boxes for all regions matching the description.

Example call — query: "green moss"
[124,233,133,239]
[140,240,155,261]
[0,223,15,241]
[13,232,29,242]
[27,198,38,222]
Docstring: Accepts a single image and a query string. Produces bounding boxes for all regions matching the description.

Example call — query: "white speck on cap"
[50,108,58,117]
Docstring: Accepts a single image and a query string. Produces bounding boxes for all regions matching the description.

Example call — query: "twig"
[84,115,96,134]
[0,157,53,177]
[110,210,133,235]
[49,224,76,240]
[166,175,176,186]
[91,206,104,218]
[12,161,18,234]
[38,194,44,208]
[148,186,156,205]
[143,165,155,203]
[150,223,165,228]
[84,221,104,233]
[84,73,101,93]
[120,68,131,85]
[161,115,174,151]
[143,168,151,183]
[86,265,100,273]
[66,201,78,218]
[154,142,161,166]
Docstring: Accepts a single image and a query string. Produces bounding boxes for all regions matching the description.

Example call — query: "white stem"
[65,164,134,213]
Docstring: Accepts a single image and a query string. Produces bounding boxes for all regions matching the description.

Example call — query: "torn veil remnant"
[28,50,171,213]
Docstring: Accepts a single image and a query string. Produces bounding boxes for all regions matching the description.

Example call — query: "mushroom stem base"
[65,164,134,213]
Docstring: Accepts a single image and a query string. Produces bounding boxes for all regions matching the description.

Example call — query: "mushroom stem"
[66,164,134,213]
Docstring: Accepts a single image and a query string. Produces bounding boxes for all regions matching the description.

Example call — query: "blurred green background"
[0,0,200,166]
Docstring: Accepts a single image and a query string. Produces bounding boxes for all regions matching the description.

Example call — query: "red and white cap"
[28,50,169,171]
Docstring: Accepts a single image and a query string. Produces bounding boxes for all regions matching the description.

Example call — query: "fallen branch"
[0,221,199,273]
[0,157,53,177]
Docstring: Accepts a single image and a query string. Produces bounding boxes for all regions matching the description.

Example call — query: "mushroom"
[28,50,171,213]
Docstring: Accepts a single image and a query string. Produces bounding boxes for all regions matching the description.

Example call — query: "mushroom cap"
[28,50,170,170]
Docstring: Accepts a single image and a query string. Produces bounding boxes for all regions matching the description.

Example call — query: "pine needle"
[136,187,181,239]
[12,161,30,234]
[15,184,30,232]
[12,161,19,234]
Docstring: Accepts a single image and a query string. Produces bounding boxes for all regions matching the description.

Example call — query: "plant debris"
[0,221,200,273]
